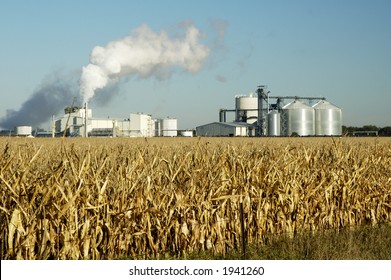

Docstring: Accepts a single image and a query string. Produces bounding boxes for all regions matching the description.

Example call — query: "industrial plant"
[196,85,342,137]
[0,107,182,138]
[2,85,342,138]
[54,105,180,138]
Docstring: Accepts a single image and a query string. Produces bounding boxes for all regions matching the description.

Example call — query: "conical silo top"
[312,99,341,110]
[282,99,312,110]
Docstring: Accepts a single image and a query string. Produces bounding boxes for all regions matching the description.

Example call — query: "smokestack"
[51,115,55,138]
[84,102,88,138]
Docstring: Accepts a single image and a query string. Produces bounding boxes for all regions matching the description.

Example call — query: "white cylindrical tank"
[181,131,193,137]
[235,92,258,124]
[162,118,177,137]
[281,100,315,136]
[312,100,342,136]
[268,110,281,136]
[15,126,32,136]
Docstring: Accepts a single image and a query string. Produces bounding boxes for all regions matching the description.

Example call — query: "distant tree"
[379,126,391,136]
[342,125,385,136]
[362,125,378,131]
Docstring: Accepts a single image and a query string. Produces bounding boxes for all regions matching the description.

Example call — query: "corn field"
[1,137,391,259]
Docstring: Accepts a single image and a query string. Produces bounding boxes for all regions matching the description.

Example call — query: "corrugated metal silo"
[312,100,342,136]
[281,100,315,136]
[235,92,258,124]
[267,110,281,136]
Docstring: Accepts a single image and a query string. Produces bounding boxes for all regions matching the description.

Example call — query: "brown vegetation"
[1,137,390,259]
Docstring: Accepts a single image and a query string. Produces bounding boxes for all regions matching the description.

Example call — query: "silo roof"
[312,100,341,110]
[282,100,312,109]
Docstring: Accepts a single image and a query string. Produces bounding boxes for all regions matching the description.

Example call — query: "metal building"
[55,108,92,137]
[55,108,157,137]
[129,113,154,137]
[89,119,117,137]
[196,122,255,137]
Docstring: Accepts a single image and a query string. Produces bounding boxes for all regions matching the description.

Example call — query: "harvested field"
[1,137,390,259]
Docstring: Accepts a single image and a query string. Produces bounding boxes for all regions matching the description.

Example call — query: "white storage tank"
[281,100,315,136]
[162,118,177,137]
[312,100,342,136]
[268,110,281,136]
[15,126,32,136]
[235,92,258,124]
[181,130,193,137]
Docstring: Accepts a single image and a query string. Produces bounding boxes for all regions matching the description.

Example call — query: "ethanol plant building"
[197,85,342,137]
[55,106,178,138]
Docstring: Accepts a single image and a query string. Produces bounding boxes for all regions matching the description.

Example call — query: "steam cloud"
[0,22,214,130]
[0,73,77,129]
[80,23,210,104]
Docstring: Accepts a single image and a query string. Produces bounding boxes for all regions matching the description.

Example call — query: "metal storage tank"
[154,119,162,136]
[281,100,315,136]
[268,110,281,136]
[235,92,258,124]
[15,126,32,136]
[312,100,342,136]
[181,131,193,137]
[162,118,177,137]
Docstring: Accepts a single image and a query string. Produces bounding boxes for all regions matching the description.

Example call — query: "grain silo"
[281,100,315,136]
[267,110,281,136]
[312,100,342,136]
[235,92,258,124]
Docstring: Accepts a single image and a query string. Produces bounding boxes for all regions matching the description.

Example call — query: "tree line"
[342,125,391,136]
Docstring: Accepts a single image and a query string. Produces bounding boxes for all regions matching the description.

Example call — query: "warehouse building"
[196,122,256,137]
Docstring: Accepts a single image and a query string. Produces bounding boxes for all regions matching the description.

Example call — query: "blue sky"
[0,0,390,130]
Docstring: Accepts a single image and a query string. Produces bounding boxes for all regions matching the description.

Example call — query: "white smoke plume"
[80,23,210,104]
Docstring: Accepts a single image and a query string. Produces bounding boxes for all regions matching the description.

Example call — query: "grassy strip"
[165,223,391,260]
